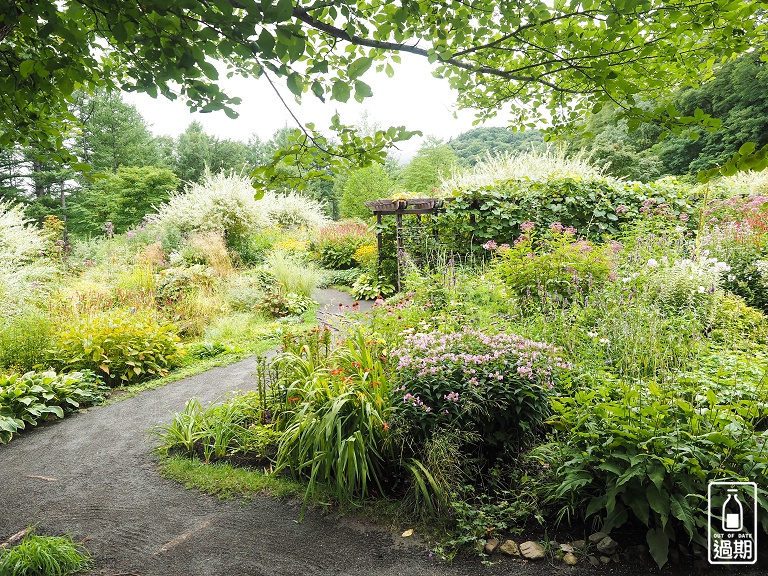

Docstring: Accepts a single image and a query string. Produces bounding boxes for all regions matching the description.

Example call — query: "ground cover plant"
[0,371,105,443]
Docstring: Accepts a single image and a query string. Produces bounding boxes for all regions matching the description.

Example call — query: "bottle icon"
[722,488,743,532]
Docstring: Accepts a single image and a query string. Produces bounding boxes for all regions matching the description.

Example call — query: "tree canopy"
[3,0,768,180]
[570,54,768,180]
[449,128,545,167]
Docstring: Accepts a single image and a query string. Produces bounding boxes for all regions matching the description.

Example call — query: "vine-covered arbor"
[364,198,455,290]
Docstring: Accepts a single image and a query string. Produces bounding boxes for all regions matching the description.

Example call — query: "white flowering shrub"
[151,172,272,240]
[0,202,57,318]
[643,254,729,317]
[261,191,328,230]
[0,201,45,268]
[150,172,328,243]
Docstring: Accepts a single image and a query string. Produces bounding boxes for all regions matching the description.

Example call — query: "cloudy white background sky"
[123,53,507,159]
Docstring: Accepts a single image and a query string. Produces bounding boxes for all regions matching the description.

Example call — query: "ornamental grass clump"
[0,531,91,576]
[391,328,571,448]
[273,330,392,516]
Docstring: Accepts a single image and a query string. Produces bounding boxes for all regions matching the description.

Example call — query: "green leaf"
[331,81,351,102]
[647,462,665,490]
[199,60,219,81]
[19,60,35,78]
[348,57,373,80]
[670,494,696,538]
[286,73,303,96]
[354,80,373,102]
[739,141,756,156]
[646,485,670,527]
[646,527,669,568]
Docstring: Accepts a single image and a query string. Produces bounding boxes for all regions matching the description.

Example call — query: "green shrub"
[155,265,218,306]
[708,294,767,344]
[253,290,314,318]
[0,310,53,373]
[436,175,697,253]
[227,227,286,266]
[391,328,570,448]
[538,373,768,568]
[0,531,91,576]
[492,223,617,306]
[47,309,184,386]
[0,370,105,443]
[311,220,373,269]
[224,272,272,312]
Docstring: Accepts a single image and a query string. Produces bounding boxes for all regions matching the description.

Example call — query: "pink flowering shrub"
[391,329,571,447]
[492,222,617,305]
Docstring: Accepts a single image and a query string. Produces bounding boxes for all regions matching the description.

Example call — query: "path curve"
[0,289,747,575]
[1,290,511,576]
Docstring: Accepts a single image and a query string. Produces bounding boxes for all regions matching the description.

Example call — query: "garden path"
[0,289,523,576]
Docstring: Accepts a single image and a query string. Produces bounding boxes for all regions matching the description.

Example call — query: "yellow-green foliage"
[47,309,184,386]
[0,309,53,373]
[708,294,767,344]
[168,290,227,337]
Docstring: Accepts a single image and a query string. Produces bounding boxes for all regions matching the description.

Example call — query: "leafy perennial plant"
[392,328,570,448]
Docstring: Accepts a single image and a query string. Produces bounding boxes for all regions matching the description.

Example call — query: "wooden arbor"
[364,197,454,290]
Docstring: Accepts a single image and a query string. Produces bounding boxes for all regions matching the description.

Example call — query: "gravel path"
[0,290,495,576]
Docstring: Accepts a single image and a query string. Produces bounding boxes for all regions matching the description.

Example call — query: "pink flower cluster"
[483,240,511,252]
[549,222,577,235]
[392,329,571,390]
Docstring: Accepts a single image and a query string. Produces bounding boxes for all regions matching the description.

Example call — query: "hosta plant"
[0,370,105,443]
[47,309,184,386]
[351,272,396,300]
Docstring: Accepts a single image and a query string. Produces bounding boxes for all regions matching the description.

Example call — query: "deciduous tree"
[3,1,768,180]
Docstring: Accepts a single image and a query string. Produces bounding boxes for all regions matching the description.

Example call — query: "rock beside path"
[519,541,545,560]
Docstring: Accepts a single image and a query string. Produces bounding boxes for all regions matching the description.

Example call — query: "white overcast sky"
[123,53,507,159]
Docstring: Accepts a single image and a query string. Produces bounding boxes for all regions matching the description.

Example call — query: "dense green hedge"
[435,176,699,254]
